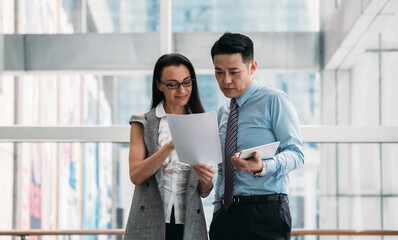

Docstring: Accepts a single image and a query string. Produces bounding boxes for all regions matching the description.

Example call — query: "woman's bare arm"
[128,118,174,186]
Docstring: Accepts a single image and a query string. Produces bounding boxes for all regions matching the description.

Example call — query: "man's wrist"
[252,161,266,177]
[252,161,263,173]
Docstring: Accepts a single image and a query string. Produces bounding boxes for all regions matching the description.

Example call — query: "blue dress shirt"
[213,78,305,212]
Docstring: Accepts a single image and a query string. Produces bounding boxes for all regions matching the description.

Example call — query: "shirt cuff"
[264,158,277,175]
[213,202,222,213]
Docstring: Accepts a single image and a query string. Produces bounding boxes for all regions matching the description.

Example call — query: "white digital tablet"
[239,141,280,159]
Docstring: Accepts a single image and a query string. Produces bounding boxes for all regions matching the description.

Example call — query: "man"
[209,32,304,240]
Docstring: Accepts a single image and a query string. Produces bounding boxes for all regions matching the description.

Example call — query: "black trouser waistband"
[228,194,288,205]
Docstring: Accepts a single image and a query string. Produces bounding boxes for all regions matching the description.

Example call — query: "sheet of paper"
[166,112,222,166]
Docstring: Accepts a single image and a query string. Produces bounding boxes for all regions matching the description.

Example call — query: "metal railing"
[1,229,398,238]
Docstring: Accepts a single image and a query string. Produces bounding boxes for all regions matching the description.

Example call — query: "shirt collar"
[235,77,259,107]
[155,101,167,118]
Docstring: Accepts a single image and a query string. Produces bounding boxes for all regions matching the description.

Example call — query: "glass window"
[338,144,381,195]
[86,0,160,33]
[383,197,398,230]
[256,73,320,124]
[2,0,15,33]
[5,142,115,231]
[0,142,13,230]
[115,75,152,125]
[339,197,381,230]
[0,76,14,125]
[18,0,58,34]
[382,144,398,195]
[17,0,160,34]
[319,144,337,195]
[172,0,319,32]
[319,196,337,229]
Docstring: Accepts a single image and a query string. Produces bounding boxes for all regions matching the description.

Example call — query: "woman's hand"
[193,163,215,197]
[165,140,175,152]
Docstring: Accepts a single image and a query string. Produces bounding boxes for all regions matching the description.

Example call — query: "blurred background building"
[0,0,397,239]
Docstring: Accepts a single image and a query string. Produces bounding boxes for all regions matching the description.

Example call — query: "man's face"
[213,53,257,99]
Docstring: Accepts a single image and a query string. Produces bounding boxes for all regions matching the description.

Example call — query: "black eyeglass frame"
[157,78,195,89]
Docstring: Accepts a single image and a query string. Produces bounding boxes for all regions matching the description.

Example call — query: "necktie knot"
[230,98,238,109]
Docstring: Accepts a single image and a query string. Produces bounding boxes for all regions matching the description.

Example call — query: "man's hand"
[231,152,263,173]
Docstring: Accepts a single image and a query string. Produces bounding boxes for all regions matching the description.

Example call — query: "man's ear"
[249,60,257,75]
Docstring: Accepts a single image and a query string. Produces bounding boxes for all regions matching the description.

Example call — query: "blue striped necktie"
[224,98,239,211]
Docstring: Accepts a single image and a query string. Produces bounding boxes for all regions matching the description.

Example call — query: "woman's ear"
[156,81,163,92]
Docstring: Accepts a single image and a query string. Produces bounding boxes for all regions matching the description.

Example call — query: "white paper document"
[166,112,223,166]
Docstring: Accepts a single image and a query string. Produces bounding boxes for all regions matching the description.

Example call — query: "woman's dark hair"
[211,32,254,65]
[151,53,205,113]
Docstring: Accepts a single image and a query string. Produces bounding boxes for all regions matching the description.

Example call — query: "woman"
[124,53,215,240]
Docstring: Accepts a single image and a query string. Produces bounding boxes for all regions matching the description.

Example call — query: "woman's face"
[157,65,193,108]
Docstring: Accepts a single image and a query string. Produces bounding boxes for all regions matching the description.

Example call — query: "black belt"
[225,194,288,206]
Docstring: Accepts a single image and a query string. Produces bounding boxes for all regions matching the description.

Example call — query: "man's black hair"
[211,32,254,64]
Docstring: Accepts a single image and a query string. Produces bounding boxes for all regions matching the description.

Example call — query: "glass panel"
[320,144,337,195]
[382,144,398,194]
[59,76,83,125]
[338,144,381,195]
[20,76,58,125]
[115,75,152,124]
[383,197,398,230]
[19,0,58,34]
[172,0,319,32]
[58,142,82,231]
[9,75,115,126]
[86,0,159,33]
[16,0,319,33]
[289,143,320,230]
[2,0,15,33]
[196,75,227,112]
[0,143,13,232]
[382,52,398,125]
[17,0,159,33]
[336,71,350,125]
[0,76,14,124]
[115,143,134,228]
[256,73,320,124]
[340,235,381,240]
[338,197,382,240]
[319,197,337,228]
[381,15,398,49]
[12,142,114,233]
[339,197,381,229]
[317,143,398,235]
[59,0,84,33]
[321,71,337,125]
[351,52,380,126]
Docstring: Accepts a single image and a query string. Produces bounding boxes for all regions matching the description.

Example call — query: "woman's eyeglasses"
[158,79,194,89]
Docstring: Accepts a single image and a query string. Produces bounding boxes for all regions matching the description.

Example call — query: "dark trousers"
[209,196,292,240]
[166,206,184,240]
